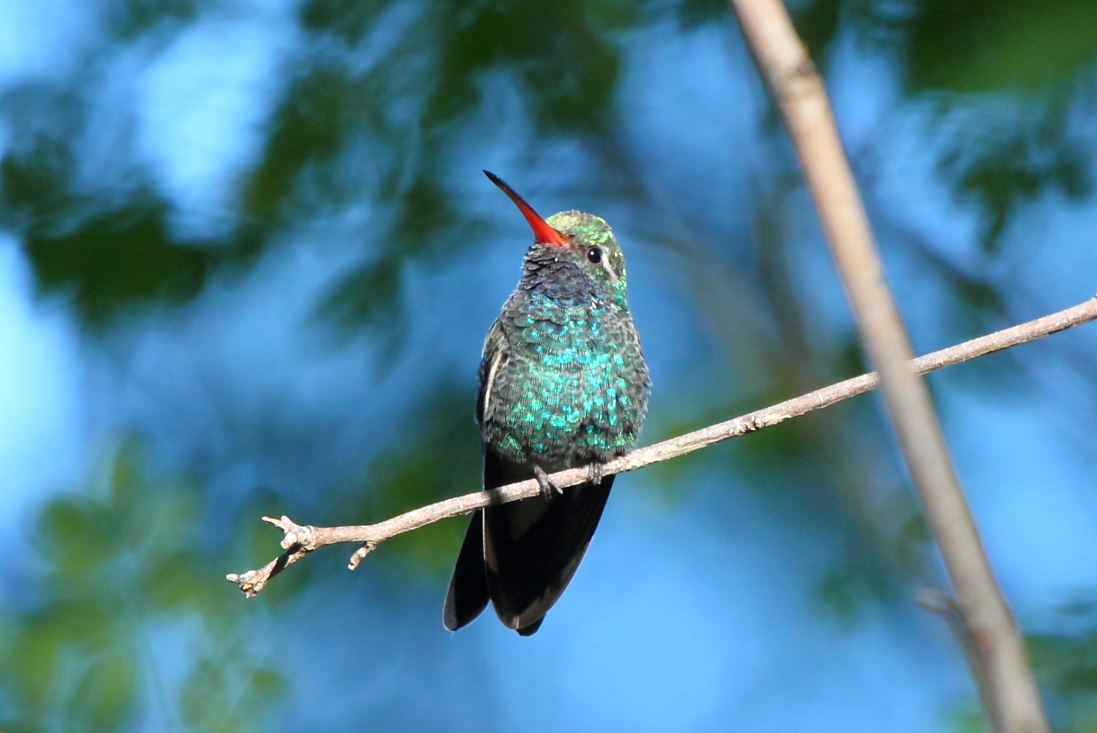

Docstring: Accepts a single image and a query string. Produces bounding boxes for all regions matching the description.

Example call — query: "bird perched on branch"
[443,171,651,635]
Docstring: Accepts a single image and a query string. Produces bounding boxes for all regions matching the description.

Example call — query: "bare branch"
[228,297,1097,600]
[727,0,1052,730]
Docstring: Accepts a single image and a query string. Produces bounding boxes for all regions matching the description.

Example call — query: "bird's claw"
[533,465,563,500]
[585,463,603,486]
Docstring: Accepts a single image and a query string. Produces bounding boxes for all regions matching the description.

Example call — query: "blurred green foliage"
[0,441,284,733]
[899,0,1097,94]
[0,138,226,328]
[1,0,1096,730]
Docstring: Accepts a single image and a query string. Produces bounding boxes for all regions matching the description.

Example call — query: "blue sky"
[1,1,1096,730]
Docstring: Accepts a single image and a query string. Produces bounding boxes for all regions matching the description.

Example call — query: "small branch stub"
[225,516,319,597]
[263,515,305,549]
[349,541,380,570]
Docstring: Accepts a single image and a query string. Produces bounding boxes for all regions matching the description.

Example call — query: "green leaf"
[65,647,139,733]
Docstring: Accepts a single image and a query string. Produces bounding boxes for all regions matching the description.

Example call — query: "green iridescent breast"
[479,241,650,468]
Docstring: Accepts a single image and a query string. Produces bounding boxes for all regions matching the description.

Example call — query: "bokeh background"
[2,0,1097,731]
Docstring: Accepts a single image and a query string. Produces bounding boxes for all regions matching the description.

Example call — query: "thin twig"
[918,588,1002,732]
[726,1,1051,731]
[227,297,1097,598]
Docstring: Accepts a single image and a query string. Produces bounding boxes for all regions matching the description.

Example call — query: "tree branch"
[228,297,1097,601]
[726,1,1051,730]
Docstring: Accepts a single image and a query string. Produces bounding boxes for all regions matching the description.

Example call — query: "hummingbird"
[443,171,651,636]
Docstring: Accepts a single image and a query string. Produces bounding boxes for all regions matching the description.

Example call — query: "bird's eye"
[586,246,603,264]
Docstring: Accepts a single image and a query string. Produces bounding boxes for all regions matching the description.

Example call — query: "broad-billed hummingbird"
[443,172,651,635]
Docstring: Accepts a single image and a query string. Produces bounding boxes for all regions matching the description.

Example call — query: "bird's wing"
[444,319,505,632]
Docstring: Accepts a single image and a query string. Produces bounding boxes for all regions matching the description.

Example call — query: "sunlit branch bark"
[726,0,1052,731]
[228,297,1097,614]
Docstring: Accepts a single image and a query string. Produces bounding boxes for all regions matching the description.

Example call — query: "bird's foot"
[586,462,603,486]
[533,465,563,500]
